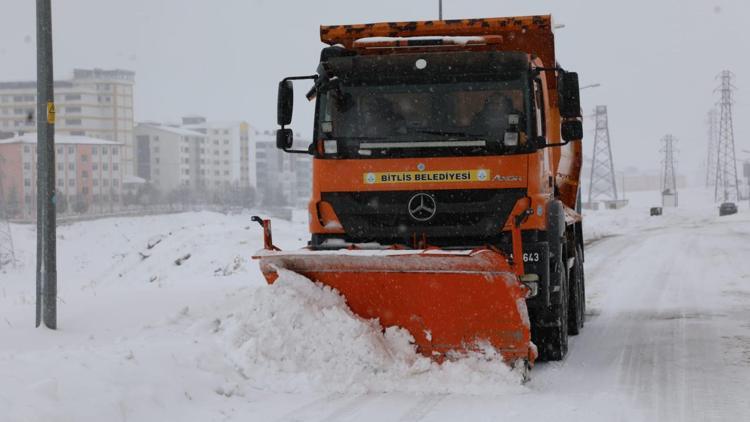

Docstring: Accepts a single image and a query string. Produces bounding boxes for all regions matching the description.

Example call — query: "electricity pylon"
[705,109,718,188]
[587,105,618,203]
[660,134,678,207]
[714,70,740,202]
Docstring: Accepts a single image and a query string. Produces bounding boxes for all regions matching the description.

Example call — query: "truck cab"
[272,15,585,361]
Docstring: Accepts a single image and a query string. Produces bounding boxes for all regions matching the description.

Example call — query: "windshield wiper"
[415,130,485,138]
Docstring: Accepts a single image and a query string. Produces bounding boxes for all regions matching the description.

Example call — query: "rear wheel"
[568,244,585,335]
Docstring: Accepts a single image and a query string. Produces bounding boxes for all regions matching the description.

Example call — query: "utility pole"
[660,134,678,207]
[714,70,740,203]
[36,0,57,329]
[438,0,443,20]
[705,108,718,188]
[587,105,618,204]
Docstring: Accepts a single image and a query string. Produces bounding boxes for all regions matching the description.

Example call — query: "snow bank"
[217,269,526,395]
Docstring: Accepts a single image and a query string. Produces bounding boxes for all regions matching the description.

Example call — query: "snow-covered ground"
[1,190,749,421]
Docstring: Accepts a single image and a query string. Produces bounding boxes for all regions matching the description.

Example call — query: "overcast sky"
[2,0,748,177]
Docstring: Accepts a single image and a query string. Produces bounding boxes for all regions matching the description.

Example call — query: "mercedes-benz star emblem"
[407,193,437,222]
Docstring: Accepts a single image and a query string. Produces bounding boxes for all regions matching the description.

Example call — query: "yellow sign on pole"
[46,102,56,124]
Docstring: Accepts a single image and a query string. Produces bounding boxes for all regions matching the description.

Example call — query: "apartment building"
[179,116,254,188]
[0,134,123,217]
[254,131,311,207]
[134,124,205,193]
[0,68,135,175]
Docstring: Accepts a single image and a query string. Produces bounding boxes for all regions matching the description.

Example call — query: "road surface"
[253,209,750,422]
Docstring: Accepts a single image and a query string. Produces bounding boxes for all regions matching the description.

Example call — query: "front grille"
[322,188,526,246]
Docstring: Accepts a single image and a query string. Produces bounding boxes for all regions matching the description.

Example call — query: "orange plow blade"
[255,248,537,366]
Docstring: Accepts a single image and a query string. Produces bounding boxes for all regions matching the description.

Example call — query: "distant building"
[254,131,311,207]
[0,134,124,217]
[134,124,206,193]
[0,69,136,175]
[135,118,255,195]
[179,116,254,188]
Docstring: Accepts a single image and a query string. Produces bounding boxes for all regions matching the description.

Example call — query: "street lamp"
[579,83,602,91]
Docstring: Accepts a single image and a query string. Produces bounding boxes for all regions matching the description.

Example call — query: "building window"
[93,179,98,186]
[68,163,75,170]
[57,163,63,171]
[102,147,108,155]
[82,170,88,178]
[81,154,88,162]
[103,163,109,171]
[68,146,74,154]
[113,163,119,171]
[24,162,31,170]
[92,146,98,155]
[82,187,89,194]
[70,131,85,136]
[64,94,81,101]
[24,178,30,187]
[103,179,109,187]
[155,158,160,164]
[92,163,98,170]
[153,146,160,153]
[68,179,75,186]
[23,145,30,153]
[65,106,82,113]
[113,179,119,187]
[56,147,63,154]
[112,147,118,155]
[57,179,63,187]
[65,119,82,126]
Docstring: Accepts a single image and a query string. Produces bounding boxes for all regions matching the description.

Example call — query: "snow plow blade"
[254,248,537,366]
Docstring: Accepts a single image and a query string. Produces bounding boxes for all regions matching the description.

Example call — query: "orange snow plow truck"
[253,15,585,370]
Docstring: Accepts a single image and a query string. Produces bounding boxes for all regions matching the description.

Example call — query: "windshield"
[318,80,528,158]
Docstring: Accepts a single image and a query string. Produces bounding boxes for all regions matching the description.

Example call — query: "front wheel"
[533,251,569,361]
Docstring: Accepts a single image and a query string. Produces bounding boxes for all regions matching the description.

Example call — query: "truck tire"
[568,244,585,335]
[533,250,569,361]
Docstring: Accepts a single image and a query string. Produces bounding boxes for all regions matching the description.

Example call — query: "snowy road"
[2,191,750,421]
[251,203,750,422]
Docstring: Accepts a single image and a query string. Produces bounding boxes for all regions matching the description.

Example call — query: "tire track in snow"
[397,394,447,422]
[319,394,380,422]
[274,392,346,422]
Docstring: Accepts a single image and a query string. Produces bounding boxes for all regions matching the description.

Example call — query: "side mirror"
[277,80,294,126]
[561,120,583,141]
[276,128,293,150]
[558,72,581,119]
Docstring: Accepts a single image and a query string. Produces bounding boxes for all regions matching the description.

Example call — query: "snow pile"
[217,269,526,395]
